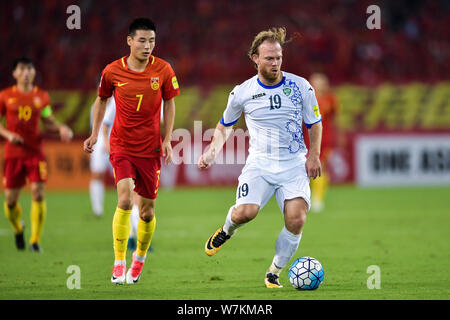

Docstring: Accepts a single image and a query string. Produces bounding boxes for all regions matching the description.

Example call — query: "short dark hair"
[128,18,156,37]
[13,57,34,71]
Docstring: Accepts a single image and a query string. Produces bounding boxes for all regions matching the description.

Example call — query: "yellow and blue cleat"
[205,227,231,256]
[264,273,283,288]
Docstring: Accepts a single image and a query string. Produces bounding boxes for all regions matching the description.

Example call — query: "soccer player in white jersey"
[89,97,115,217]
[198,27,323,288]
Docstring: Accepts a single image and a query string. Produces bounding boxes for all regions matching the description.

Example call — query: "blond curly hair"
[248,27,288,60]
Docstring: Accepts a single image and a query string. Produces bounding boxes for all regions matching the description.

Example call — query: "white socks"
[135,253,146,263]
[114,260,126,266]
[268,263,283,276]
[223,206,243,236]
[222,205,302,276]
[90,179,104,216]
[272,227,302,270]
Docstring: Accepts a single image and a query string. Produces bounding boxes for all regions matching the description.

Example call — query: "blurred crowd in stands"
[1,0,448,90]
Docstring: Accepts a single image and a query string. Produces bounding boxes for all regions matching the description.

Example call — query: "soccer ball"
[288,256,324,290]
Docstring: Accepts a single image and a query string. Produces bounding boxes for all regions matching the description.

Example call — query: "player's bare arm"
[41,114,73,142]
[161,97,175,165]
[198,122,234,170]
[84,96,108,153]
[305,121,322,179]
[0,123,24,145]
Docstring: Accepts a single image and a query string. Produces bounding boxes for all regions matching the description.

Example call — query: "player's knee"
[5,199,18,209]
[286,210,307,234]
[232,204,259,223]
[117,196,133,210]
[33,194,44,202]
[31,186,45,202]
[293,212,307,228]
[140,209,155,222]
[32,191,45,202]
[116,178,135,210]
[4,189,19,208]
[139,201,155,222]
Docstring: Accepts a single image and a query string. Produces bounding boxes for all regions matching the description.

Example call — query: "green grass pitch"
[0,185,449,300]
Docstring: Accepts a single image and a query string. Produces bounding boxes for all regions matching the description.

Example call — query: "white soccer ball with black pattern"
[288,256,324,290]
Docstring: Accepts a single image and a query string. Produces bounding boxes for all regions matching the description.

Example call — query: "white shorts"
[235,161,311,213]
[90,139,112,173]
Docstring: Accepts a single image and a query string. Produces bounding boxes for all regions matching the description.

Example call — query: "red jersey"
[0,86,51,158]
[99,55,180,158]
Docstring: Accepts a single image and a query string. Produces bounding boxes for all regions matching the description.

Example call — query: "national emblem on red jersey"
[151,77,160,90]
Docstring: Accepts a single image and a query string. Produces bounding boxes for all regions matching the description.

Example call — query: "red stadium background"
[0,0,449,189]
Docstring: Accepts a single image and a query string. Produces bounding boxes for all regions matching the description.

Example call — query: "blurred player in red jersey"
[84,18,179,285]
[309,73,340,212]
[0,57,73,252]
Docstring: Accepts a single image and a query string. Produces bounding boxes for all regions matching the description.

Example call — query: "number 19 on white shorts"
[234,163,311,213]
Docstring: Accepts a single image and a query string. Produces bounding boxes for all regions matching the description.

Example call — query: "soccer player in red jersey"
[308,73,340,212]
[84,18,180,284]
[0,57,73,252]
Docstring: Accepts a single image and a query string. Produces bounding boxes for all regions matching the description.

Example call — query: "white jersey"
[102,98,116,136]
[222,71,321,172]
[89,97,116,173]
[90,97,116,144]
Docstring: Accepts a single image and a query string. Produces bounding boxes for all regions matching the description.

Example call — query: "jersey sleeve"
[98,66,114,98]
[102,98,116,127]
[221,86,243,127]
[302,81,322,129]
[161,64,180,101]
[40,91,53,118]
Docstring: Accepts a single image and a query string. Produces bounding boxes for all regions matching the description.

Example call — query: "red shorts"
[3,154,47,189]
[109,153,161,199]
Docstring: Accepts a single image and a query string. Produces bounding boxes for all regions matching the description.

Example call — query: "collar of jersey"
[121,55,154,72]
[12,85,37,94]
[257,76,285,89]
